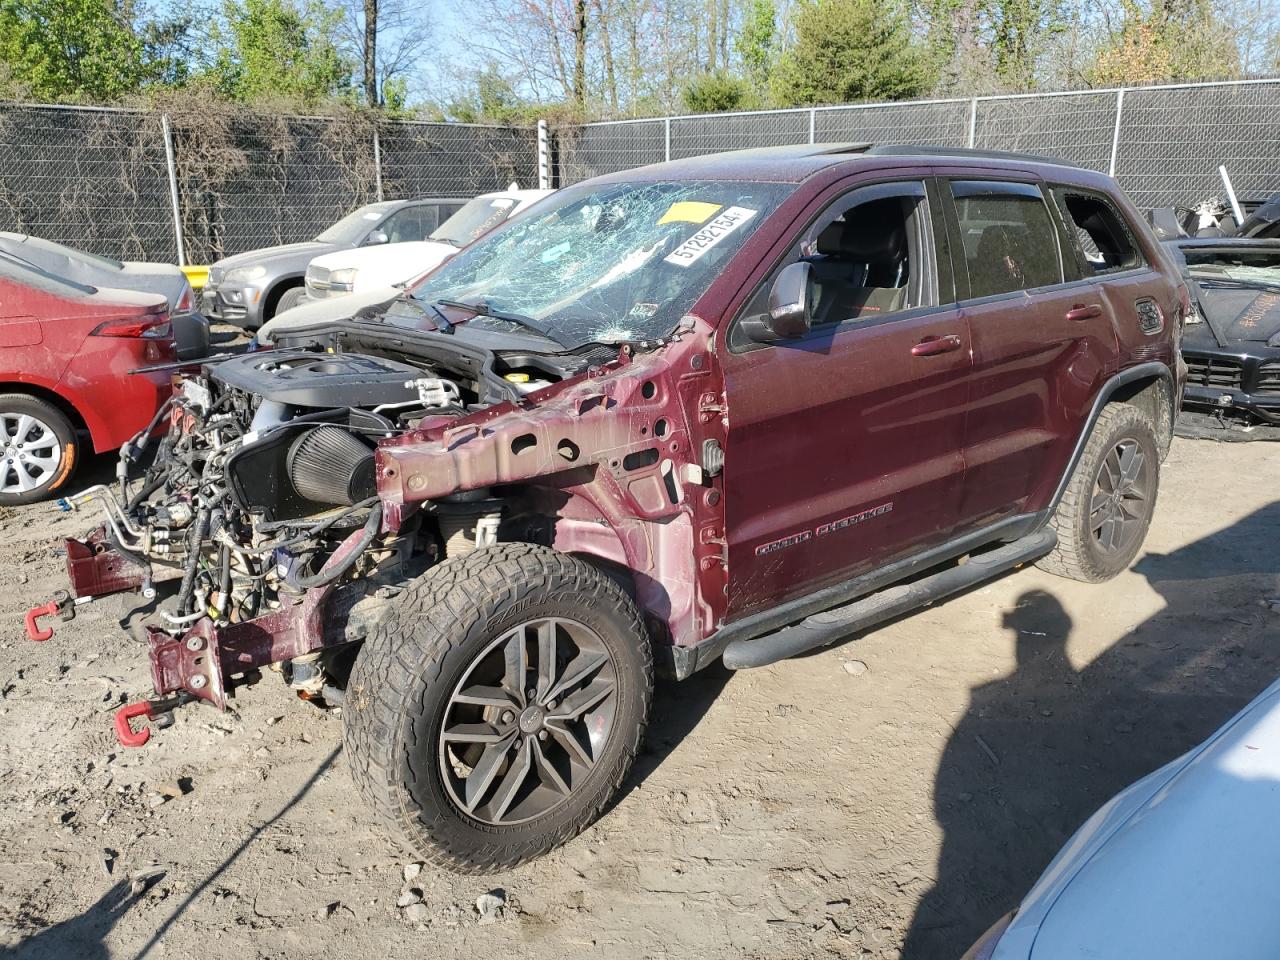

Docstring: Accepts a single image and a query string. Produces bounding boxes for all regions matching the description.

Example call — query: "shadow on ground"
[3,747,339,960]
[903,501,1280,958]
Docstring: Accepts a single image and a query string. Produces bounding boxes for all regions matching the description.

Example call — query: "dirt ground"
[0,436,1276,960]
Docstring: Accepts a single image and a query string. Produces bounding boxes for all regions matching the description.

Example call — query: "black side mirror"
[743,261,813,342]
[364,230,389,246]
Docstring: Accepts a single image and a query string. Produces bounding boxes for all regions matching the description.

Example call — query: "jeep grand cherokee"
[34,144,1184,873]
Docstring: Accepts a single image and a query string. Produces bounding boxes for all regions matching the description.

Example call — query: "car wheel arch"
[0,380,93,446]
[1046,362,1176,516]
[263,276,305,320]
[1109,374,1175,459]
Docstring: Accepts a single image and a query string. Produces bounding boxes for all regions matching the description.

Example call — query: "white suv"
[301,187,554,302]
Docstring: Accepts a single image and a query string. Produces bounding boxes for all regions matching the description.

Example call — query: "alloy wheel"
[438,616,619,826]
[0,413,62,494]
[1089,438,1150,554]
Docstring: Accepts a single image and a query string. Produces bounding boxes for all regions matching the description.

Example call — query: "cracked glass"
[407,180,794,348]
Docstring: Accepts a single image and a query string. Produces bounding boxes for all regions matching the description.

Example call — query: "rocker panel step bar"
[721,528,1057,670]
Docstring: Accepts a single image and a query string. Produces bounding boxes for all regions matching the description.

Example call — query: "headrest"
[817,198,907,261]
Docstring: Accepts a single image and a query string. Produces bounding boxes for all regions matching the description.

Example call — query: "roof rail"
[865,144,1081,168]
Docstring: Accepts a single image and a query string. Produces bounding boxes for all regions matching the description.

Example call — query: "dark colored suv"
[41,144,1183,874]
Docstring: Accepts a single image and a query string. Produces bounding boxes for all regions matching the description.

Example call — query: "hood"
[1194,283,1280,343]
[213,241,336,273]
[257,285,400,345]
[994,676,1280,960]
[308,240,456,274]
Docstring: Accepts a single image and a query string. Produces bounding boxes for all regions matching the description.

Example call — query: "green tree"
[989,0,1068,89]
[682,70,749,112]
[207,0,352,103]
[734,0,775,92]
[0,0,148,101]
[770,0,932,106]
[1085,0,1239,85]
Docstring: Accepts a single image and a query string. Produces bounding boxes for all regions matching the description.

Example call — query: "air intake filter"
[286,426,377,505]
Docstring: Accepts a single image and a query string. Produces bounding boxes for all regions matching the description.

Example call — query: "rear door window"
[1051,188,1144,276]
[949,181,1063,299]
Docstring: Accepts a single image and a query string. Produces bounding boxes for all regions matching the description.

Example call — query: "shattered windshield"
[430,195,522,247]
[1185,248,1280,288]
[405,179,792,347]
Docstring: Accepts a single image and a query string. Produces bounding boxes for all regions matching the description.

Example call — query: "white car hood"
[309,241,457,293]
[256,286,400,345]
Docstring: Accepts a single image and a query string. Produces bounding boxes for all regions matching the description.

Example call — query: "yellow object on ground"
[182,265,209,290]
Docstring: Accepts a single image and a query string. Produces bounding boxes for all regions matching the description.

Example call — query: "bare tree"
[336,0,433,106]
[364,0,377,106]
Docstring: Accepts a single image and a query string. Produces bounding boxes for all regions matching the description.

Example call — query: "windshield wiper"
[1193,276,1280,293]
[434,298,571,347]
[386,294,454,332]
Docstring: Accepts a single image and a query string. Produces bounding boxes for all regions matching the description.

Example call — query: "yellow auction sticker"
[658,201,722,225]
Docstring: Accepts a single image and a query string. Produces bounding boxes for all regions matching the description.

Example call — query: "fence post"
[664,117,672,162]
[373,128,384,201]
[809,109,816,144]
[1108,88,1126,177]
[160,114,185,266]
[537,119,551,190]
[967,98,978,149]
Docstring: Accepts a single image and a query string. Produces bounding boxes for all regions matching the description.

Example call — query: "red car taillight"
[92,314,172,339]
[175,282,194,314]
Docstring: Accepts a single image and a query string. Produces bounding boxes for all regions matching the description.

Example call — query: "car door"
[942,177,1118,531]
[720,178,973,620]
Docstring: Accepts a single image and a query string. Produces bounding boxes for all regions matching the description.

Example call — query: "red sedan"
[0,254,175,504]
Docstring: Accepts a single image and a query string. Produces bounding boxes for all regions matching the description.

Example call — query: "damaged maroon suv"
[36,144,1184,872]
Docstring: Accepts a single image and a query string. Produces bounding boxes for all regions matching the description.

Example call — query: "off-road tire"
[0,394,79,506]
[273,286,306,317]
[343,543,654,874]
[1038,403,1159,583]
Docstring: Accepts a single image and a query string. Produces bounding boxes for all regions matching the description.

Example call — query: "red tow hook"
[113,696,182,748]
[115,701,155,747]
[24,601,60,642]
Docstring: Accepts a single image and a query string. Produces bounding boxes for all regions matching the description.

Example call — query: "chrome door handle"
[912,334,963,357]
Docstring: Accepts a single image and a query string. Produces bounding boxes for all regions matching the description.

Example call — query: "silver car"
[200,198,465,330]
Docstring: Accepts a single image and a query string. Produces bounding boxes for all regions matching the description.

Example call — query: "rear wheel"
[0,395,79,506]
[343,543,653,873]
[1038,403,1159,582]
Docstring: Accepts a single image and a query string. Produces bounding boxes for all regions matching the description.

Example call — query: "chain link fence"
[0,104,538,264]
[3,79,1278,267]
[554,78,1280,214]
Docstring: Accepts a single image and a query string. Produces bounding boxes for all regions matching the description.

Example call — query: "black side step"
[721,528,1057,670]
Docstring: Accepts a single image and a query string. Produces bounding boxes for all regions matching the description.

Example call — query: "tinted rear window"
[951,181,1063,299]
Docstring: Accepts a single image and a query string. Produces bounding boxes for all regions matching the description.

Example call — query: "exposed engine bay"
[58,331,606,720]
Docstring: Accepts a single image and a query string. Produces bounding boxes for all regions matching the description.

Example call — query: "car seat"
[810,200,909,324]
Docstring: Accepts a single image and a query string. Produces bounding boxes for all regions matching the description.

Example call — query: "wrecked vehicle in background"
[30,144,1182,873]
[1168,237,1280,439]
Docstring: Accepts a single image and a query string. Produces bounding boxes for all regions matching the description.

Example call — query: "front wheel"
[0,395,79,506]
[1038,403,1160,582]
[343,543,654,873]
[273,286,306,317]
